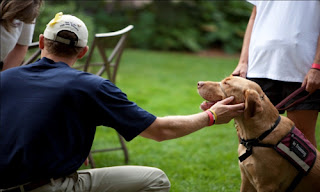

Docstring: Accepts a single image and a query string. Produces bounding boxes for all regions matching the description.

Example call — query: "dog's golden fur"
[198,76,320,192]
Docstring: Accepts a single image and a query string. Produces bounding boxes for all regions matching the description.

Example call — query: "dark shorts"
[247,78,320,113]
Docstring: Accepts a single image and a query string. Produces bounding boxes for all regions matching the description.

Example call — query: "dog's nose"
[197,81,204,89]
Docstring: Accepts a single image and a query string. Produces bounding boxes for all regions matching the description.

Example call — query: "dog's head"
[198,76,274,119]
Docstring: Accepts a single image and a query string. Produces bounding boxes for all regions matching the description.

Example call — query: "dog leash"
[275,85,312,111]
[273,85,315,192]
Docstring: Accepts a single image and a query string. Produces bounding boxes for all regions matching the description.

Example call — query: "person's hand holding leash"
[303,67,320,93]
[232,62,248,78]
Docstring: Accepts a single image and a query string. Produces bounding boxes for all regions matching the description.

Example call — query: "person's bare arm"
[302,34,320,93]
[2,44,28,71]
[140,97,244,142]
[232,6,256,77]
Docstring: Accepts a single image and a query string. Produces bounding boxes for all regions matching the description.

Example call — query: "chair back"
[23,25,134,84]
[22,42,40,65]
[76,25,134,83]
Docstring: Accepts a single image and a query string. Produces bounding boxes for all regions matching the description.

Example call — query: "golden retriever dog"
[197,76,320,192]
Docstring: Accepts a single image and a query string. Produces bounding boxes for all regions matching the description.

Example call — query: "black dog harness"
[239,116,281,162]
[239,116,317,192]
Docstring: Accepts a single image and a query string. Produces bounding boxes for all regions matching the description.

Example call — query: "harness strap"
[239,147,252,162]
[285,171,304,192]
[258,116,281,141]
[239,142,274,162]
[239,116,281,162]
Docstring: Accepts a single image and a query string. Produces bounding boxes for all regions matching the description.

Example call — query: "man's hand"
[302,68,320,93]
[209,96,245,124]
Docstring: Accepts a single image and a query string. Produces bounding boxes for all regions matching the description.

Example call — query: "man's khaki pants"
[32,166,170,192]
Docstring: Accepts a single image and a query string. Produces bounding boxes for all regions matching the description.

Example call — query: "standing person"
[0,0,43,71]
[232,1,320,147]
[0,13,244,192]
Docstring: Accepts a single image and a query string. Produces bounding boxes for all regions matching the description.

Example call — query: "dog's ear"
[244,89,263,119]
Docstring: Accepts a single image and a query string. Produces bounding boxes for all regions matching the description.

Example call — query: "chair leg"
[88,152,96,168]
[89,134,129,168]
[117,133,129,164]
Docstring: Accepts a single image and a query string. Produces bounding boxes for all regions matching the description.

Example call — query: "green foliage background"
[34,1,252,53]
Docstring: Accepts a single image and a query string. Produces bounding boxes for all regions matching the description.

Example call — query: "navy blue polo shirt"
[0,57,156,188]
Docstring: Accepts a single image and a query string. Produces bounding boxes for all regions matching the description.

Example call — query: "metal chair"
[24,25,134,168]
[75,25,134,168]
[22,42,40,65]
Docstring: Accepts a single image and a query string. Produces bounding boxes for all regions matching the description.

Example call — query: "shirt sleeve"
[17,22,35,46]
[93,80,156,141]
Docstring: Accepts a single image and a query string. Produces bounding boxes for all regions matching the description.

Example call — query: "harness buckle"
[241,138,259,150]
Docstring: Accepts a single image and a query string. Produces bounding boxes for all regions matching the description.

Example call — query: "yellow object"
[209,109,217,122]
[48,12,63,27]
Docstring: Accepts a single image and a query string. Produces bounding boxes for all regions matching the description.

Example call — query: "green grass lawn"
[80,49,320,192]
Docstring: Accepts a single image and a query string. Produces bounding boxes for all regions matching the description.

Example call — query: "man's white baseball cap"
[44,12,88,47]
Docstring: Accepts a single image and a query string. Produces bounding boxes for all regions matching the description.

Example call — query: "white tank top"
[247,1,320,82]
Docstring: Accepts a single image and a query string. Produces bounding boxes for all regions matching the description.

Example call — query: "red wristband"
[205,110,214,126]
[312,63,320,70]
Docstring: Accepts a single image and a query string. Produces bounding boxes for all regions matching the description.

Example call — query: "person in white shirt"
[232,1,320,147]
[0,0,43,71]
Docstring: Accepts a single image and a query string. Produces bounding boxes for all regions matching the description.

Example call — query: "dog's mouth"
[198,81,226,110]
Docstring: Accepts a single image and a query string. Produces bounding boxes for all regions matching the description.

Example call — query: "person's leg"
[286,86,320,148]
[287,110,318,147]
[31,166,170,192]
[76,166,170,192]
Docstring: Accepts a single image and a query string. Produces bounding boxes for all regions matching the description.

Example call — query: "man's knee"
[145,167,171,192]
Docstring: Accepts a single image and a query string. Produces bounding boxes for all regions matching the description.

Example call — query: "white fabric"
[44,12,88,47]
[0,20,35,61]
[247,1,320,82]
